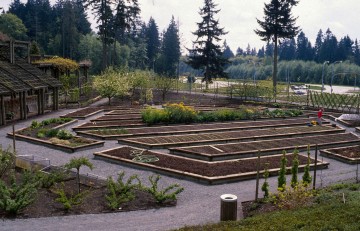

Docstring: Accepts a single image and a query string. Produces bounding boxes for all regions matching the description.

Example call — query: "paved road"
[1,103,359,231]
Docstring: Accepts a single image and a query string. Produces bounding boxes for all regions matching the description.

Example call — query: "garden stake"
[313,144,318,190]
[255,151,261,202]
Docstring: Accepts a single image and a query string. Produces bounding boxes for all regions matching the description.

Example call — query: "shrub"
[278,150,287,191]
[291,149,300,188]
[261,163,270,198]
[105,171,141,210]
[144,174,184,203]
[45,129,59,138]
[0,147,15,178]
[165,102,198,124]
[36,169,69,189]
[30,120,41,129]
[302,145,312,186]
[0,171,38,215]
[56,129,73,140]
[54,183,88,212]
[64,157,94,194]
[272,184,314,210]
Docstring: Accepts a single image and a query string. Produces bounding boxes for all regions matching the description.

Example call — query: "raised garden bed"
[73,120,146,131]
[90,114,142,122]
[60,107,104,119]
[118,125,344,149]
[320,145,360,164]
[328,114,360,127]
[104,109,142,115]
[169,133,360,161]
[94,146,328,185]
[77,118,328,139]
[8,123,104,153]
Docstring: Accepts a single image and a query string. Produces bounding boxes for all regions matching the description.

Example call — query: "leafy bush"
[0,147,15,178]
[54,183,88,212]
[261,163,270,198]
[30,120,41,129]
[0,171,38,215]
[291,149,299,188]
[56,129,73,140]
[165,103,198,123]
[45,129,59,138]
[144,174,184,203]
[36,169,69,189]
[302,145,312,186]
[278,150,287,191]
[272,183,315,210]
[105,171,141,210]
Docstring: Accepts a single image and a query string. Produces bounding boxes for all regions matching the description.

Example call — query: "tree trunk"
[273,35,278,99]
[108,97,111,105]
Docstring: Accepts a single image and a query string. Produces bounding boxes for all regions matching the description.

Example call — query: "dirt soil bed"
[95,147,320,178]
[82,118,318,138]
[119,125,342,148]
[73,120,146,131]
[0,172,175,219]
[61,107,104,118]
[91,114,142,122]
[329,145,360,158]
[169,133,360,160]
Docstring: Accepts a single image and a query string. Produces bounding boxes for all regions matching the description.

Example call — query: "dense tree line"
[1,0,180,75]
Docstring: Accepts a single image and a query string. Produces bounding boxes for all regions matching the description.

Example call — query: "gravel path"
[1,103,359,231]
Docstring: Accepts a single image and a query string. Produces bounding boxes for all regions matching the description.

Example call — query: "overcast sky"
[1,0,360,54]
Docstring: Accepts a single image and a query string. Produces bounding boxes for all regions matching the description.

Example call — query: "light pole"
[248,60,260,86]
[321,61,329,93]
[330,61,342,94]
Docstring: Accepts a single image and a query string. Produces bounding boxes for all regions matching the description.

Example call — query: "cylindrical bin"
[220,194,237,221]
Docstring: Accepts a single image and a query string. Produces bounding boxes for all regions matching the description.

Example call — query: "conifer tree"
[302,145,312,186]
[291,148,299,188]
[255,0,300,97]
[278,150,287,191]
[187,0,229,88]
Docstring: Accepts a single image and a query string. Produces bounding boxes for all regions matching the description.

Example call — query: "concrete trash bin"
[220,194,237,221]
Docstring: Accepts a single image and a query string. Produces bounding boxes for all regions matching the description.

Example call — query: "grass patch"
[175,183,360,231]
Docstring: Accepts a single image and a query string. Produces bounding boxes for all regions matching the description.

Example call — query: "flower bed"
[94,146,328,185]
[77,117,326,139]
[320,145,360,164]
[169,133,360,161]
[118,125,344,149]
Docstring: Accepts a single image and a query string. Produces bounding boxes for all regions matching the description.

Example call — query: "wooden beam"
[0,95,5,126]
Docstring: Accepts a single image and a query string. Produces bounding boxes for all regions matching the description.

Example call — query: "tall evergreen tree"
[337,35,353,61]
[236,47,244,56]
[187,0,228,88]
[222,40,234,59]
[319,28,338,62]
[354,39,360,66]
[265,42,274,57]
[156,16,180,77]
[257,46,265,58]
[279,38,296,60]
[146,17,160,70]
[296,31,313,61]
[255,0,300,96]
[314,29,323,62]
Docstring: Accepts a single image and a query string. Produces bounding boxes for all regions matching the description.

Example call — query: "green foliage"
[0,13,27,40]
[30,120,41,129]
[0,147,15,178]
[261,163,270,198]
[64,157,94,194]
[272,183,315,210]
[35,57,79,72]
[302,145,312,186]
[56,130,73,140]
[291,149,299,188]
[36,169,68,189]
[93,68,131,105]
[0,171,38,215]
[54,183,88,212]
[278,150,287,191]
[144,174,184,203]
[105,171,141,210]
[45,129,59,138]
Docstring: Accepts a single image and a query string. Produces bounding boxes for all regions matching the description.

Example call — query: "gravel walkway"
[1,102,359,231]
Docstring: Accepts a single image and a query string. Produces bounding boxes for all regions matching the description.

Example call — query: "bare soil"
[330,145,360,158]
[61,107,103,118]
[98,147,313,177]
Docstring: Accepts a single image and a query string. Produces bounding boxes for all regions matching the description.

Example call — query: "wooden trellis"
[309,91,360,112]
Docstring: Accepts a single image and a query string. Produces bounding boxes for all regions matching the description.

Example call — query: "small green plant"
[0,171,38,215]
[144,174,184,203]
[56,129,73,140]
[105,171,141,210]
[272,183,314,210]
[54,183,88,212]
[36,168,68,189]
[278,150,287,191]
[45,129,59,138]
[302,145,312,186]
[261,163,270,198]
[291,148,299,188]
[64,157,94,194]
[30,120,41,129]
[0,147,15,178]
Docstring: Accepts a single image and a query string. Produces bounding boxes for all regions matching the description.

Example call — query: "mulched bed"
[73,120,146,131]
[95,147,316,178]
[120,125,341,148]
[91,114,142,122]
[170,133,360,157]
[329,145,360,158]
[61,107,104,118]
[83,118,316,138]
[0,171,175,219]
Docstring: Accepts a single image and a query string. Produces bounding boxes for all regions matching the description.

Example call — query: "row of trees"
[2,0,181,75]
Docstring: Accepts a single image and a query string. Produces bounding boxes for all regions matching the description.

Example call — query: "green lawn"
[175,183,360,231]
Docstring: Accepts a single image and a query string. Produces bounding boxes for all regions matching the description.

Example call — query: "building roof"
[15,60,62,88]
[0,60,48,90]
[0,68,30,93]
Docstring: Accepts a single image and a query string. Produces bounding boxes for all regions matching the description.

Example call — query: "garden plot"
[60,107,104,119]
[90,114,142,122]
[94,146,328,185]
[169,133,360,161]
[104,110,142,115]
[320,145,360,164]
[118,125,345,149]
[73,120,146,131]
[77,117,329,139]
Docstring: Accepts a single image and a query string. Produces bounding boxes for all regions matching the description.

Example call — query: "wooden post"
[42,89,45,114]
[0,95,5,126]
[23,91,27,119]
[12,124,16,154]
[313,144,318,190]
[255,151,261,202]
